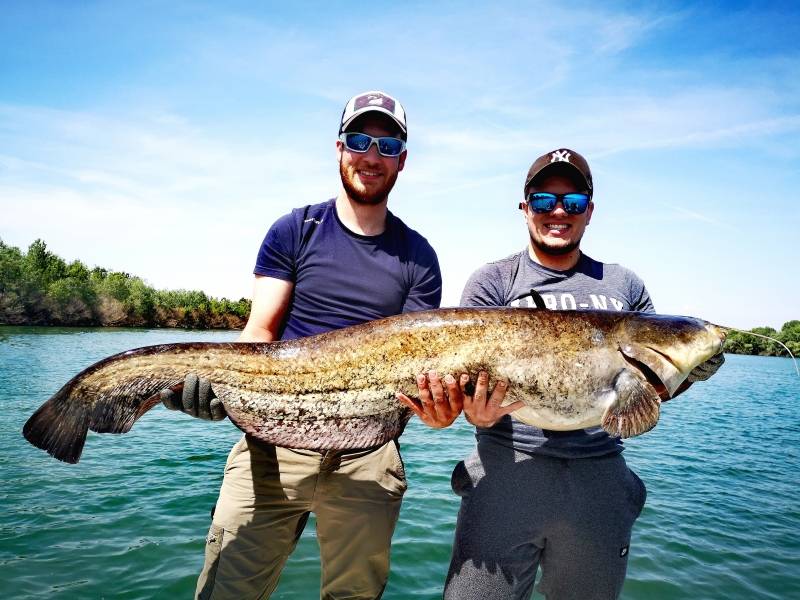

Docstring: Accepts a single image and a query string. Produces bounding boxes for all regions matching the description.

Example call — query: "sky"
[1,0,798,329]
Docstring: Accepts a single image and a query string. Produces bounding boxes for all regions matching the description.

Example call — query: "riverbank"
[1,238,250,329]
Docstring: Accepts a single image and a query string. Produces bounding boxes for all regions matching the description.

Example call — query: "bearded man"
[165,91,458,599]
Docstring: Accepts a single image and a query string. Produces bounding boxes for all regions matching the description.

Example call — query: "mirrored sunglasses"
[526,192,591,215]
[339,132,406,157]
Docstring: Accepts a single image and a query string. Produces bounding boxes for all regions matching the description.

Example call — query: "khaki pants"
[196,435,407,600]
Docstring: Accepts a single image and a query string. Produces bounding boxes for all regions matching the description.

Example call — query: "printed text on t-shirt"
[510,293,624,311]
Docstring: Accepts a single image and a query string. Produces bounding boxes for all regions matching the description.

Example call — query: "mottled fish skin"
[22,308,726,463]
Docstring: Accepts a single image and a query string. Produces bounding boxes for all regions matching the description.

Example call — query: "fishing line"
[721,327,799,376]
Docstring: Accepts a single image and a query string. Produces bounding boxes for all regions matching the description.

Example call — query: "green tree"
[1,238,250,328]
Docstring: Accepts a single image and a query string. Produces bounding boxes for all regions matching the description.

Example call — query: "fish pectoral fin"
[601,369,661,438]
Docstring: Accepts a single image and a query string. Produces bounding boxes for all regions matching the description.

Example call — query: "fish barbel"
[23,307,726,463]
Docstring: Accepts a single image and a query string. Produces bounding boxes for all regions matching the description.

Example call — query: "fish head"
[615,313,726,397]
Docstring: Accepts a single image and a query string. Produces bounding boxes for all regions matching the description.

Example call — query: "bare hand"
[396,371,463,428]
[462,371,523,428]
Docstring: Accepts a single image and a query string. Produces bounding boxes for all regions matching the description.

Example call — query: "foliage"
[723,322,800,358]
[0,238,250,329]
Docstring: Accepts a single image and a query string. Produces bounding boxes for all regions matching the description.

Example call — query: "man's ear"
[585,201,594,225]
[397,149,407,172]
[335,139,344,163]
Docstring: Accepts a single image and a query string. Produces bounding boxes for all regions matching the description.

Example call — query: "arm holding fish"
[238,275,294,342]
[161,276,294,419]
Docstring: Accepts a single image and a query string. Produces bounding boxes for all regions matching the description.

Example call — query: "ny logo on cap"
[550,150,571,163]
[355,93,395,113]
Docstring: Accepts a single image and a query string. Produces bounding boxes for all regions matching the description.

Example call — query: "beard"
[529,230,583,256]
[339,161,398,206]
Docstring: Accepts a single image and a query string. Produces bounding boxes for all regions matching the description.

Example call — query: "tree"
[1,238,251,328]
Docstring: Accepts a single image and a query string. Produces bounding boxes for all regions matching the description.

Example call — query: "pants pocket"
[385,440,408,496]
[196,523,225,600]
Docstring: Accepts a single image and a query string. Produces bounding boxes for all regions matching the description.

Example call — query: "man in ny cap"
[436,148,722,599]
[164,91,460,599]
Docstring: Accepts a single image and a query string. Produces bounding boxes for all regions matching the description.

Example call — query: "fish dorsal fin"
[601,369,661,438]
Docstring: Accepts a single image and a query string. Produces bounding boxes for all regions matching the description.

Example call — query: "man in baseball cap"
[415,147,723,598]
[178,90,453,599]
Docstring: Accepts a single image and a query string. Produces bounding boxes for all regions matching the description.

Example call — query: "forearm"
[238,322,277,342]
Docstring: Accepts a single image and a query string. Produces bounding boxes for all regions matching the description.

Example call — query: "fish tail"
[23,384,165,463]
[23,387,90,464]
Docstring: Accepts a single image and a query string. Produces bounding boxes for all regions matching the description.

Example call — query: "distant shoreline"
[1,238,250,330]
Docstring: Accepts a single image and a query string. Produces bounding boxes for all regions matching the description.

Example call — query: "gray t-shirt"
[460,250,655,458]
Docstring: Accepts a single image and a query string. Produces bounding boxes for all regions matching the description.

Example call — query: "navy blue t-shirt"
[254,199,442,340]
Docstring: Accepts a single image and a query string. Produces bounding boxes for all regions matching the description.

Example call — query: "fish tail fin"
[23,385,165,463]
[23,387,89,464]
[601,369,661,438]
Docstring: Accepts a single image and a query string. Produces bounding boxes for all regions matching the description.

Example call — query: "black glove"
[161,374,227,421]
[687,352,725,383]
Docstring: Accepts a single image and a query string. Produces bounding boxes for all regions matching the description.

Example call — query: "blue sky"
[1,1,798,329]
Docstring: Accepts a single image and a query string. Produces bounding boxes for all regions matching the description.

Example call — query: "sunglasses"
[526,192,591,215]
[339,132,406,157]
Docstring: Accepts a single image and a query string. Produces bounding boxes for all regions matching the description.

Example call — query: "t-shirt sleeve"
[460,263,506,307]
[253,212,298,282]
[402,239,442,313]
[629,272,655,313]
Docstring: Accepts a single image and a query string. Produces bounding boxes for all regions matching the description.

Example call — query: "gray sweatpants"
[444,443,647,600]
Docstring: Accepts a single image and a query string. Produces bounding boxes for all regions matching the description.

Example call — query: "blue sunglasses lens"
[377,137,404,156]
[344,133,372,152]
[528,193,557,213]
[343,133,404,157]
[527,193,589,214]
[562,193,590,214]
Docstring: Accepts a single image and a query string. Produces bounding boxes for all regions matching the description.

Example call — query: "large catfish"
[23,308,726,463]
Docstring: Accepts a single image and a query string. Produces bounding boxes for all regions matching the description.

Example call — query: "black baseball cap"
[524,148,593,197]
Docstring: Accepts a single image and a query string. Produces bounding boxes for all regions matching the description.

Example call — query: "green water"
[1,327,798,599]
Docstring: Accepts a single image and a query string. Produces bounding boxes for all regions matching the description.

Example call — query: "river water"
[1,327,798,599]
